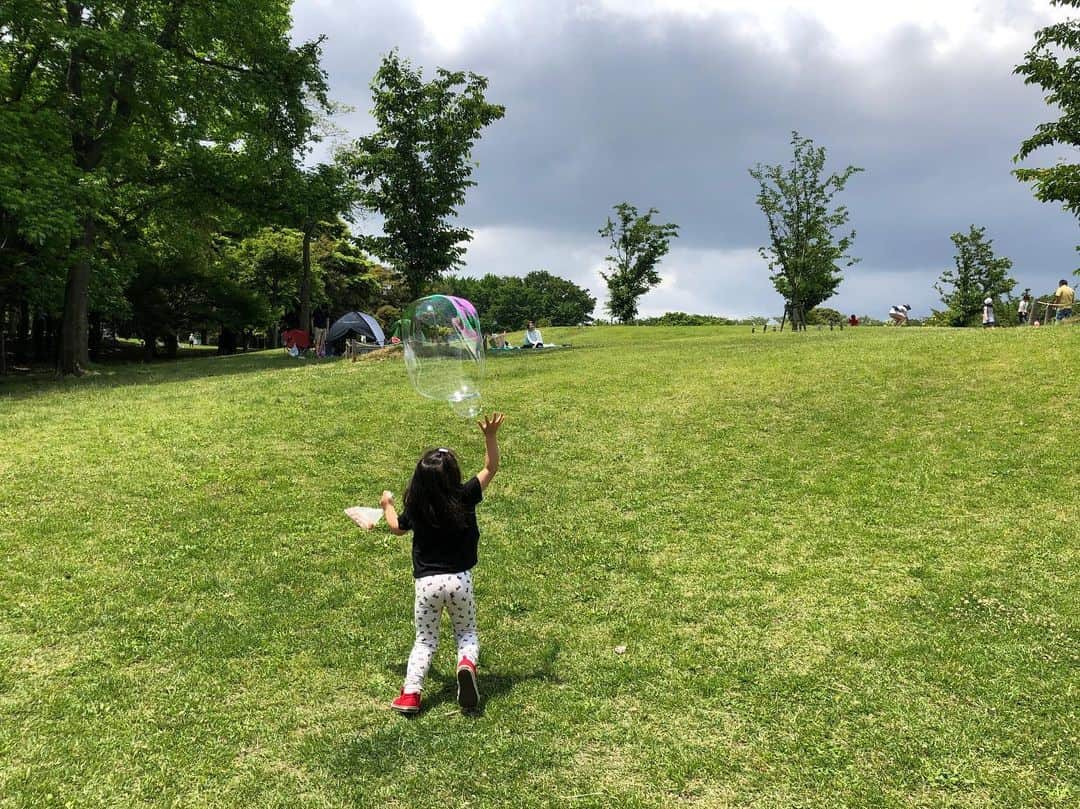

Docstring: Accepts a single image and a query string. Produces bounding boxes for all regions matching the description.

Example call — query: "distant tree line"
[439,271,596,333]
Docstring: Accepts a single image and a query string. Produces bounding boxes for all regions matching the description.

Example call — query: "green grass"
[1,325,1077,808]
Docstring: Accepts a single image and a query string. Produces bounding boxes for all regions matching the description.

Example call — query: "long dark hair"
[403,448,466,531]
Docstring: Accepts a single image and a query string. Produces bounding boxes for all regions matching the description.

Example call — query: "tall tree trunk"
[17,300,30,363]
[299,225,313,337]
[1,307,7,376]
[31,313,45,361]
[142,330,156,361]
[88,312,101,360]
[60,217,95,375]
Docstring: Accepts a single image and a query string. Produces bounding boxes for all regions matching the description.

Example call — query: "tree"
[598,203,679,323]
[934,226,1016,326]
[805,306,845,326]
[227,228,304,341]
[750,132,863,331]
[287,162,360,336]
[440,271,595,332]
[345,51,505,298]
[1,1,328,374]
[1015,0,1080,266]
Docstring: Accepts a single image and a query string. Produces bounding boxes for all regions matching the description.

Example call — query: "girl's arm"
[476,413,504,491]
[381,490,408,535]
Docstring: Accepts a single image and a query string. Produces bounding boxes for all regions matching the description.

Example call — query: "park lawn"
[0,325,1076,808]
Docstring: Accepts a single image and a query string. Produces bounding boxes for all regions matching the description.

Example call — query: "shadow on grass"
[324,648,563,784]
[0,349,343,402]
[401,664,562,718]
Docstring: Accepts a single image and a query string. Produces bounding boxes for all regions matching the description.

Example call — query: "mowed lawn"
[0,326,1076,808]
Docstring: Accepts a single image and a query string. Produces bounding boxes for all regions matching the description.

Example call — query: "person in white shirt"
[523,320,544,348]
[888,304,911,325]
[1018,292,1031,324]
[982,297,996,327]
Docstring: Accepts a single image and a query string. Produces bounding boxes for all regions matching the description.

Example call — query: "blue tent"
[326,311,386,346]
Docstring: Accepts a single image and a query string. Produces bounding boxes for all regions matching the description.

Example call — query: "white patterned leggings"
[404,571,479,693]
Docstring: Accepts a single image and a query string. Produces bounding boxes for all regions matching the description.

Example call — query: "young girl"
[377,413,504,714]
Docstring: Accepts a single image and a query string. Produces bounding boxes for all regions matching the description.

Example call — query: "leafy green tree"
[598,203,679,323]
[310,229,383,315]
[226,228,305,342]
[345,51,505,298]
[805,306,845,326]
[283,163,360,335]
[519,271,596,327]
[934,226,1016,326]
[750,132,863,331]
[440,271,595,332]
[0,1,328,374]
[1015,0,1080,271]
[126,252,268,359]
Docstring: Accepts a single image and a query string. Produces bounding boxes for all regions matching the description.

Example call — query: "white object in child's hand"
[345,506,383,530]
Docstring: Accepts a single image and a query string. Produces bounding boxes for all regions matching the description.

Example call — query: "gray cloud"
[292,1,1078,318]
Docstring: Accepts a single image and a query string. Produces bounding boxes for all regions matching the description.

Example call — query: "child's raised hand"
[379,490,394,508]
[478,412,505,437]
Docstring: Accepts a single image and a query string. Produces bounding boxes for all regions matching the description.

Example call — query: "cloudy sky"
[291,0,1077,320]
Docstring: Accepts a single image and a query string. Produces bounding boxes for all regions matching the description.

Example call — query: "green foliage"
[750,132,863,331]
[345,51,505,297]
[635,312,736,326]
[314,235,383,316]
[934,226,1016,327]
[0,0,330,372]
[1014,0,1080,246]
[126,252,268,356]
[598,203,680,323]
[805,306,845,326]
[440,270,596,332]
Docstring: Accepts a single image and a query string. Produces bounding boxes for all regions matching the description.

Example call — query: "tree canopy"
[598,203,679,323]
[934,226,1016,327]
[440,271,596,333]
[344,51,505,299]
[1015,0,1080,252]
[0,0,329,373]
[750,132,862,331]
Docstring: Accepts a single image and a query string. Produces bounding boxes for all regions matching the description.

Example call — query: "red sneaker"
[390,690,421,714]
[456,657,479,710]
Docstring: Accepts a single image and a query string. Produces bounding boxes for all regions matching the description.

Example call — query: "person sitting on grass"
[363,413,504,715]
[523,320,544,348]
[1053,279,1075,321]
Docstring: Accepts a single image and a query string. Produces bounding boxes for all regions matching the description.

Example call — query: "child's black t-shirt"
[398,476,483,578]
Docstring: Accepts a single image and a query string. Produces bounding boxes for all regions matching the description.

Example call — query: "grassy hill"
[1,326,1076,807]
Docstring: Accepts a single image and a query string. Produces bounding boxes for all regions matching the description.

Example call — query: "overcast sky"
[291,0,1078,320]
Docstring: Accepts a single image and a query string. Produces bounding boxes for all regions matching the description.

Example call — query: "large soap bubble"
[402,295,485,417]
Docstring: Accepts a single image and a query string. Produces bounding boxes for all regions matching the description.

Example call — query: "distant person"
[1018,292,1031,324]
[848,314,859,327]
[982,297,996,328]
[1053,279,1075,321]
[523,321,544,348]
[313,308,329,355]
[888,304,911,325]
[188,332,196,347]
